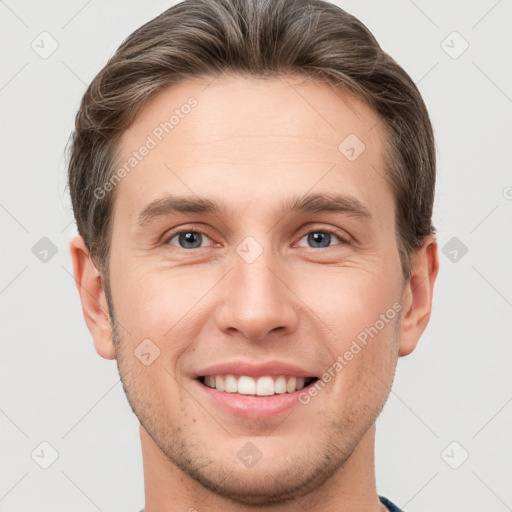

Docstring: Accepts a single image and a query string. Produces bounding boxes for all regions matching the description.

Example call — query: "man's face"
[107,74,406,503]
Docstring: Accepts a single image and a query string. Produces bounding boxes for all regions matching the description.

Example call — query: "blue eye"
[167,231,210,249]
[164,227,348,251]
[296,230,345,249]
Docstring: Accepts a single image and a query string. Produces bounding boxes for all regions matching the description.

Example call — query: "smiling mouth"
[197,374,319,396]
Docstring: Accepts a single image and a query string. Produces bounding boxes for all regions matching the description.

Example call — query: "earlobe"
[398,235,439,357]
[69,236,116,360]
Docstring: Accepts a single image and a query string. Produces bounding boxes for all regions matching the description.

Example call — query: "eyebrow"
[135,192,373,227]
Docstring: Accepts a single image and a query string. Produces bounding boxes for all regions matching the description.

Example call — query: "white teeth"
[274,376,287,394]
[238,376,256,395]
[256,376,274,396]
[286,377,297,393]
[215,375,225,392]
[202,374,314,395]
[225,374,238,393]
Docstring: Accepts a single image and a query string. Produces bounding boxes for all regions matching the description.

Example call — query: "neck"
[140,423,386,512]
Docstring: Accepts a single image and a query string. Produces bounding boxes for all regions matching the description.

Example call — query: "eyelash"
[162,225,350,250]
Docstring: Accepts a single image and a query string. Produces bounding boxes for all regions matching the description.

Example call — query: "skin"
[70,73,439,512]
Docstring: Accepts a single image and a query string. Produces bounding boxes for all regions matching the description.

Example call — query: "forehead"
[113,73,392,226]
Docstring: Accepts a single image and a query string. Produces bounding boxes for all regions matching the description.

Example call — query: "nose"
[214,240,299,342]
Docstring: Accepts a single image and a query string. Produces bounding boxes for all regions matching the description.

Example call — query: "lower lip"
[191,378,315,420]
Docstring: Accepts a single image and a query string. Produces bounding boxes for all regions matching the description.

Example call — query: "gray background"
[1,0,511,510]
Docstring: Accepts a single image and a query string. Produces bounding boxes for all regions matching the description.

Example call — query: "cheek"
[114,262,176,322]
[294,266,401,342]
[294,266,401,396]
[114,267,212,362]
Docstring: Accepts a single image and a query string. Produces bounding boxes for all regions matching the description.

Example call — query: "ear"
[69,235,116,360]
[398,234,439,357]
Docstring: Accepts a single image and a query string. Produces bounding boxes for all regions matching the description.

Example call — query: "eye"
[166,230,213,249]
[295,228,347,249]
[163,226,348,251]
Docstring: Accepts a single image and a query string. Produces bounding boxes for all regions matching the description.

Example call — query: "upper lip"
[193,360,318,379]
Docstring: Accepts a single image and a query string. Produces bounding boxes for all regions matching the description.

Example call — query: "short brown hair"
[67,0,436,286]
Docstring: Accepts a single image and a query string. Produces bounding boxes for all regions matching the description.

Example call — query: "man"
[67,0,439,510]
